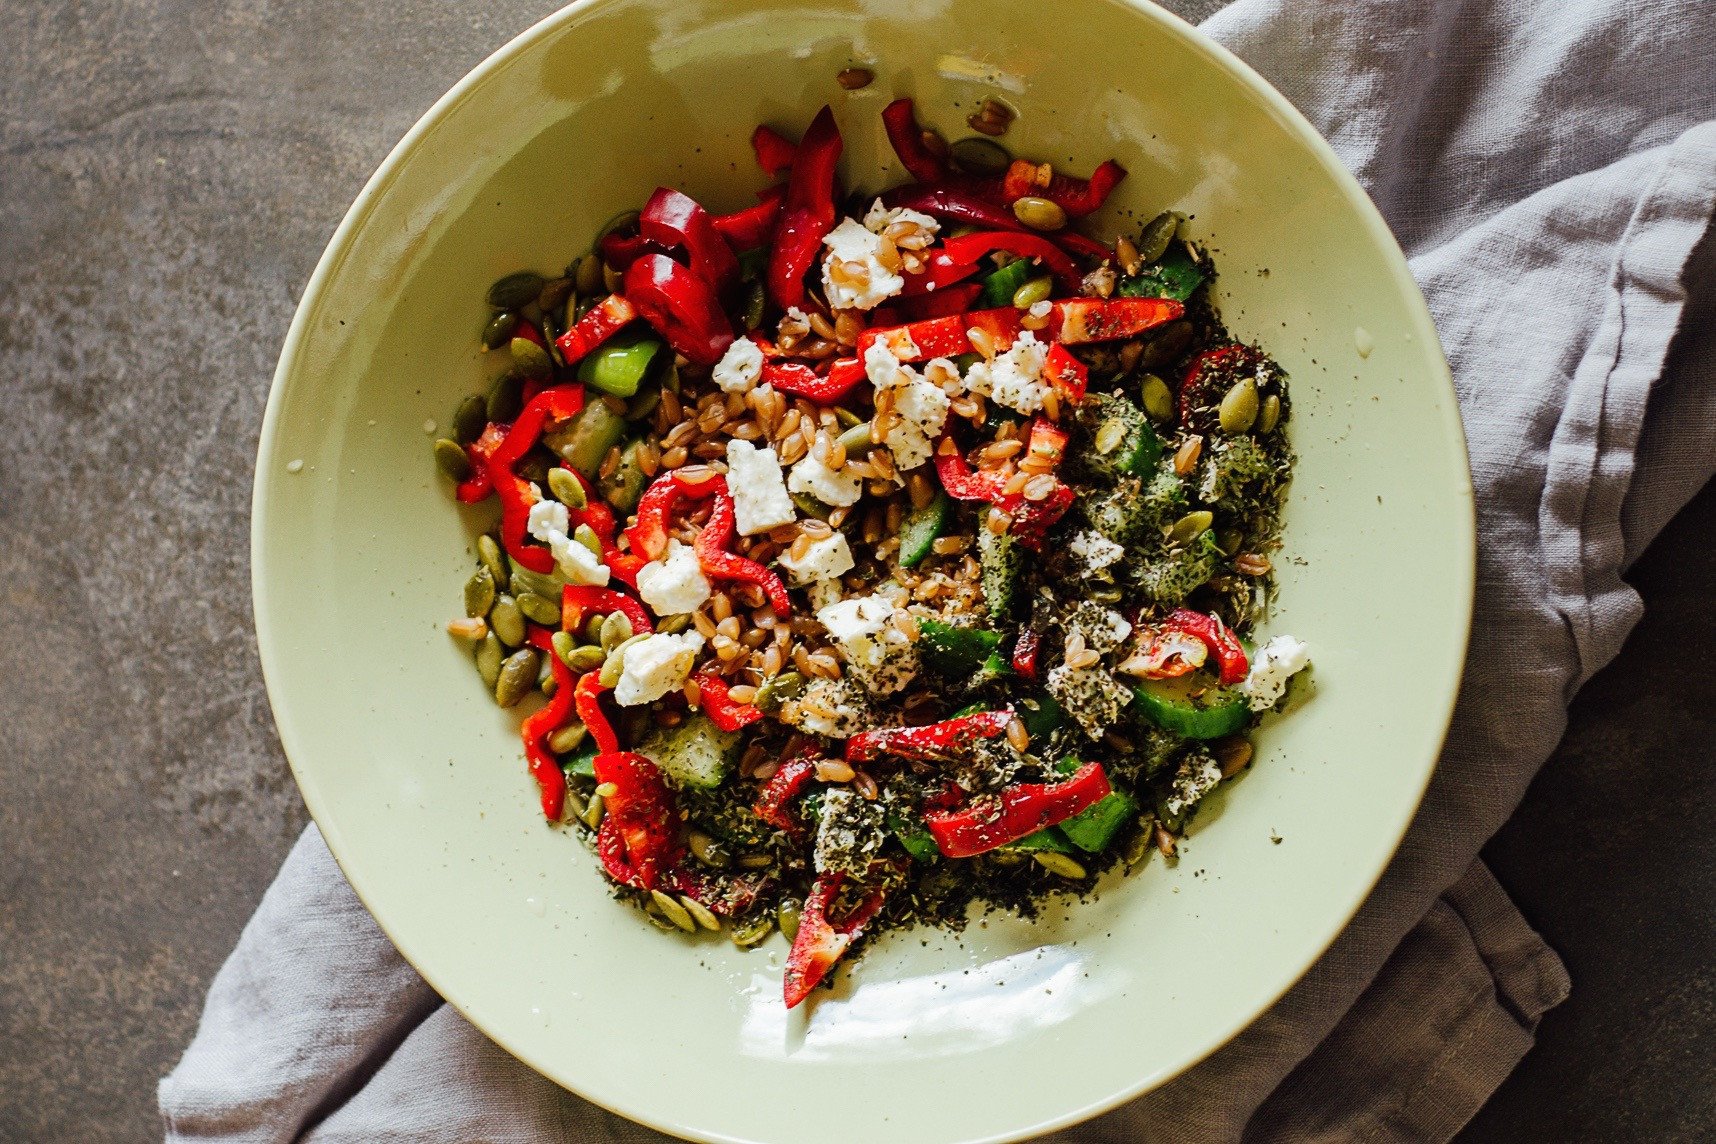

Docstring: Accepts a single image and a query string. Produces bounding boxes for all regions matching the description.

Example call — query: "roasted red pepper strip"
[561,585,654,640]
[711,185,786,250]
[860,306,1023,361]
[1160,609,1249,685]
[859,298,1182,361]
[593,751,685,889]
[575,672,619,755]
[767,105,842,310]
[555,294,639,364]
[454,422,506,503]
[900,281,984,321]
[993,482,1076,550]
[694,671,765,732]
[938,232,1083,292]
[1053,296,1183,343]
[845,709,1014,765]
[625,253,734,366]
[879,183,1022,232]
[1011,628,1043,680]
[933,434,1071,550]
[880,97,948,184]
[758,357,866,403]
[640,186,739,290]
[751,123,797,179]
[519,627,572,821]
[783,871,889,1008]
[485,385,587,574]
[925,762,1112,858]
[694,490,792,615]
[665,866,769,918]
[1000,158,1126,218]
[753,749,818,834]
[625,467,727,561]
[1131,624,1208,679]
[1043,343,1088,402]
[1054,229,1116,261]
[932,437,1007,502]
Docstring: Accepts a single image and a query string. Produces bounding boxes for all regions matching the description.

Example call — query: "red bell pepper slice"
[932,433,1073,550]
[767,105,843,310]
[938,232,1083,292]
[640,186,739,290]
[518,626,572,822]
[624,467,727,562]
[625,253,735,367]
[711,184,786,251]
[593,750,685,890]
[862,297,1182,360]
[1011,628,1043,680]
[757,357,866,403]
[665,866,770,918]
[1054,229,1115,262]
[924,762,1112,858]
[899,281,984,321]
[753,746,818,834]
[1178,344,1260,428]
[932,437,1007,502]
[694,490,793,616]
[574,672,620,755]
[555,294,639,365]
[485,385,587,574]
[455,422,506,503]
[1152,609,1249,685]
[880,97,948,184]
[858,306,1023,362]
[999,159,1126,218]
[783,871,889,1008]
[561,585,654,641]
[992,481,1076,550]
[1043,343,1088,402]
[878,183,1021,233]
[597,231,667,273]
[1052,296,1182,343]
[845,709,1014,765]
[751,124,797,179]
[694,671,764,732]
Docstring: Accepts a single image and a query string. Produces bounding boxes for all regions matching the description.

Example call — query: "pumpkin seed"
[1094,419,1126,455]
[688,829,731,868]
[741,280,766,331]
[546,466,586,508]
[517,591,561,626]
[464,567,496,617]
[730,914,774,948]
[594,781,618,799]
[564,787,589,822]
[599,611,634,651]
[651,889,698,933]
[570,524,601,560]
[583,613,606,645]
[835,422,872,455]
[582,792,605,829]
[474,633,504,688]
[1219,378,1259,434]
[625,384,661,422]
[574,253,605,297]
[490,595,526,647]
[682,894,722,932]
[551,630,577,667]
[537,276,574,314]
[1168,510,1214,544]
[1141,374,1175,422]
[1012,196,1068,231]
[776,897,803,943]
[488,271,546,310]
[1139,320,1192,371]
[510,336,552,380]
[1136,211,1180,264]
[753,670,805,713]
[833,406,864,430]
[494,648,541,707]
[476,534,510,591]
[434,438,472,482]
[452,394,488,445]
[948,135,1011,177]
[1034,850,1088,879]
[596,645,626,689]
[658,613,692,635]
[1012,274,1054,309]
[566,645,606,674]
[1123,827,1151,868]
[486,370,525,423]
[1258,393,1282,435]
[547,721,587,755]
[1216,528,1245,556]
[481,311,519,350]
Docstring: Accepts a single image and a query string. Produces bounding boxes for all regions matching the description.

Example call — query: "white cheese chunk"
[963,330,1051,414]
[821,218,906,310]
[863,199,938,237]
[816,592,918,696]
[724,439,797,536]
[777,531,854,585]
[1242,635,1311,711]
[1069,530,1125,572]
[885,373,950,471]
[787,449,863,507]
[526,495,609,586]
[712,335,764,394]
[613,630,705,707]
[634,539,710,617]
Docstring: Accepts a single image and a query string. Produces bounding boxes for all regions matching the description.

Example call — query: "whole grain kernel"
[1173,435,1204,476]
[1006,717,1031,753]
[815,758,856,783]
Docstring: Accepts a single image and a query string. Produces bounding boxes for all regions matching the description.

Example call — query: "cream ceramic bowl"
[252,1,1473,1140]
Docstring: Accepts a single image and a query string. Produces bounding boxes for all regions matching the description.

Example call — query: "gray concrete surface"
[1,1,1709,1141]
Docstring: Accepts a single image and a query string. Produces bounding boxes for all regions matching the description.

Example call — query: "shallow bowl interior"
[253,1,1473,1140]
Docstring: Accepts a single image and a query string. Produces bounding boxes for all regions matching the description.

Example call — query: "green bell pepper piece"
[577,329,664,397]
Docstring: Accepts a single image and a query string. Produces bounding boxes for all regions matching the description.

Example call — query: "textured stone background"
[1,1,1710,1141]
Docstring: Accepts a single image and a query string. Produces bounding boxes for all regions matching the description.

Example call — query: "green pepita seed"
[547,466,587,508]
[582,792,605,829]
[564,788,589,823]
[1140,320,1193,372]
[1258,393,1282,435]
[626,385,661,422]
[596,647,626,689]
[948,135,1012,177]
[486,370,525,423]
[482,311,520,350]
[548,721,587,755]
[1012,196,1068,231]
[651,889,698,933]
[474,633,504,688]
[573,524,603,560]
[517,591,561,626]
[540,673,558,700]
[510,336,553,380]
[753,670,805,714]
[776,898,803,943]
[494,648,540,707]
[476,534,509,592]
[464,567,496,617]
[490,595,526,647]
[598,209,641,244]
[452,394,488,445]
[688,829,731,869]
[583,613,606,646]
[488,271,546,310]
[1012,275,1054,309]
[1169,510,1215,544]
[1123,828,1151,868]
[566,645,606,674]
[551,630,577,667]
[741,280,767,331]
[1094,419,1126,455]
[835,422,873,455]
[1035,851,1088,879]
[434,438,472,482]
[1216,528,1245,556]
[574,253,605,297]
[833,406,863,430]
[730,914,774,948]
[537,276,575,314]
[594,781,619,799]
[509,565,567,601]
[1219,378,1260,434]
[1141,374,1175,422]
[1136,211,1180,264]
[681,895,722,932]
[658,613,692,635]
[599,611,634,651]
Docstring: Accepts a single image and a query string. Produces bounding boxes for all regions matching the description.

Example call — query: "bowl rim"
[251,1,1475,1139]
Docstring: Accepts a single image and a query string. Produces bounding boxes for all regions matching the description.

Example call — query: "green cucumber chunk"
[576,329,664,397]
[542,400,628,480]
[1059,785,1138,853]
[977,513,1022,619]
[1017,692,1066,740]
[976,257,1037,308]
[887,809,941,861]
[918,617,1003,678]
[898,491,950,568]
[1081,393,1162,480]
[600,437,650,514]
[1132,673,1250,739]
[1003,826,1077,854]
[641,712,742,788]
[1118,245,1206,303]
[563,739,598,779]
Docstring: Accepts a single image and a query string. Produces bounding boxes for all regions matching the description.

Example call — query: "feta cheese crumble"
[1241,634,1311,711]
[712,335,765,393]
[1046,661,1134,739]
[634,538,710,616]
[963,330,1051,414]
[813,787,888,876]
[1164,754,1225,817]
[795,677,870,738]
[724,439,796,535]
[526,495,609,585]
[864,339,949,472]
[778,531,854,585]
[821,218,905,310]
[816,592,918,695]
[788,448,863,507]
[863,200,938,237]
[1069,530,1125,573]
[613,630,704,707]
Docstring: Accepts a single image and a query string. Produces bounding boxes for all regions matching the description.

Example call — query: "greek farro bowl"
[251,1,1473,1141]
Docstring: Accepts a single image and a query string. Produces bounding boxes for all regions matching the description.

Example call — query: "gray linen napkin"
[160,0,1716,1139]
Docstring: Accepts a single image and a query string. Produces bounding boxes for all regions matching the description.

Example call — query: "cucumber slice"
[543,400,629,480]
[563,739,598,779]
[641,713,742,788]
[977,513,1021,618]
[576,328,664,397]
[1080,393,1162,480]
[1016,692,1066,740]
[790,491,832,521]
[887,809,941,861]
[898,491,949,568]
[1131,673,1250,739]
[1059,786,1138,852]
[918,617,1002,678]
[1004,826,1077,854]
[976,257,1036,308]
[599,437,650,514]
[1118,245,1206,303]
